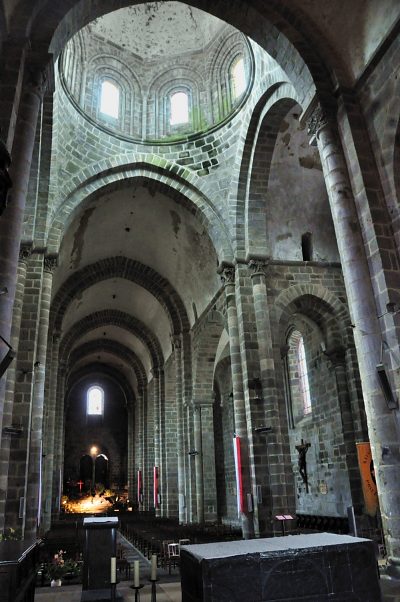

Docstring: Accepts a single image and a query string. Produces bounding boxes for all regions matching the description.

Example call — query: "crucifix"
[77,479,84,493]
[295,439,311,493]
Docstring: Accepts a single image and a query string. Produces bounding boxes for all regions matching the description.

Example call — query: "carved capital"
[307,104,335,142]
[24,62,49,100]
[44,255,58,274]
[325,346,346,367]
[19,243,32,263]
[171,333,182,351]
[220,266,235,286]
[248,258,269,278]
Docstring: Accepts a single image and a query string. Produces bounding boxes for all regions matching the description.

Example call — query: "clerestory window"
[87,385,104,415]
[100,80,120,118]
[297,336,312,415]
[231,56,246,99]
[170,91,189,125]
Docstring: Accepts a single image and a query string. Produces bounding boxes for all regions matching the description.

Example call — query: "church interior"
[0,1,400,600]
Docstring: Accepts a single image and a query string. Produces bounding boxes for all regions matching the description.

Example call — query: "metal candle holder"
[130,583,144,602]
[150,578,159,602]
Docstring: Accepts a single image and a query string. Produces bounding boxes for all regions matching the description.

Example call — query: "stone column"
[158,370,167,517]
[24,256,56,537]
[0,61,47,408]
[193,405,204,524]
[172,334,186,524]
[248,259,295,531]
[309,103,400,572]
[220,265,254,538]
[127,406,134,503]
[51,361,66,520]
[137,386,144,511]
[325,347,363,508]
[0,245,31,532]
[152,370,161,517]
[42,331,60,532]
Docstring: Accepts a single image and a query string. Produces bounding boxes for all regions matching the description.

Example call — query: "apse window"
[297,336,312,415]
[100,80,120,119]
[87,385,104,415]
[170,91,189,125]
[231,56,246,99]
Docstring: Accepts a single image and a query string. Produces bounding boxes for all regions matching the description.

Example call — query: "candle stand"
[150,578,159,602]
[130,583,144,602]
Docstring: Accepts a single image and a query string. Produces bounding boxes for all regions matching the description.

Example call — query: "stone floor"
[34,576,400,601]
[35,581,181,601]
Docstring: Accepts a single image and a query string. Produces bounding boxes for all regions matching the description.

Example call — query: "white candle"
[134,560,140,587]
[110,557,116,584]
[151,554,157,581]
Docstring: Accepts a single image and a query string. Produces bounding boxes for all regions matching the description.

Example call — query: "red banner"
[153,466,159,508]
[137,469,143,505]
[356,442,378,517]
[233,436,244,514]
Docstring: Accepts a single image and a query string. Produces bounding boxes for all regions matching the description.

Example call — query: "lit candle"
[134,560,140,587]
[151,554,157,581]
[110,557,116,584]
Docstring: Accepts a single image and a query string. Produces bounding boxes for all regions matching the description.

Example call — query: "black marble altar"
[180,533,381,602]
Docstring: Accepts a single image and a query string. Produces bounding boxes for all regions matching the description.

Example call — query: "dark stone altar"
[180,533,381,602]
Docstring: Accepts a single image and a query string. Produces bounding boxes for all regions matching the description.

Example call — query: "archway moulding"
[19,0,345,98]
[50,256,190,335]
[69,337,147,392]
[47,161,234,263]
[235,82,301,258]
[66,362,135,410]
[274,284,353,349]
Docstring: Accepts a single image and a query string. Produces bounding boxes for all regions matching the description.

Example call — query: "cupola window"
[100,80,120,118]
[170,91,189,125]
[231,57,246,99]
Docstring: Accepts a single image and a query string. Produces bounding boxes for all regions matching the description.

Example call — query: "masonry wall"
[63,376,128,489]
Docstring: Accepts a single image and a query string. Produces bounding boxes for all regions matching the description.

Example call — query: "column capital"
[171,333,182,350]
[44,255,58,274]
[247,257,270,278]
[325,346,346,367]
[19,243,32,263]
[218,263,235,287]
[23,53,54,99]
[307,102,336,144]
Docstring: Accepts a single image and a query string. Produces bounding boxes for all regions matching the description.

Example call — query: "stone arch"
[69,338,147,392]
[60,309,164,370]
[19,0,348,101]
[46,162,233,263]
[274,284,353,351]
[81,53,142,136]
[208,29,250,123]
[50,257,190,335]
[192,309,225,404]
[66,362,135,409]
[147,67,204,139]
[236,82,301,257]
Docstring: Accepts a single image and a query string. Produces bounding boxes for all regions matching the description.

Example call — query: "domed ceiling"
[88,2,226,60]
[59,1,252,142]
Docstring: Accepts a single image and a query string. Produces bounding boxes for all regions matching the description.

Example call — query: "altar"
[180,532,381,601]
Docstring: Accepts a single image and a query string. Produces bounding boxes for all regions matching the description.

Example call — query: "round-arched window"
[87,385,104,415]
[170,91,189,125]
[100,80,120,119]
[231,56,246,99]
